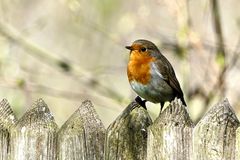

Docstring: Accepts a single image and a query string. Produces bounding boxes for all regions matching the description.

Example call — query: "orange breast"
[127,51,155,84]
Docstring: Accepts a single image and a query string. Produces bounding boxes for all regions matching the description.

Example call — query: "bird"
[125,39,186,111]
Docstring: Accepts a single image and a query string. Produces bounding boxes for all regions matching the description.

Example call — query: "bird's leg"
[135,96,147,110]
[160,102,165,113]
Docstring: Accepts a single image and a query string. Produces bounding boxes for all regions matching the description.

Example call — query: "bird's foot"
[135,96,147,110]
[160,102,165,113]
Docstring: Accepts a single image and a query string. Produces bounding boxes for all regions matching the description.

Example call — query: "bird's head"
[125,39,161,59]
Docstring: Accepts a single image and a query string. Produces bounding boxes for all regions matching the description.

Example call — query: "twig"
[193,38,240,123]
[0,21,125,103]
[0,79,121,111]
[210,0,226,58]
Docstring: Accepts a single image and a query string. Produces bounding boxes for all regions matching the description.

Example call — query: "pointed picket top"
[0,99,17,160]
[193,98,240,160]
[147,98,194,160]
[197,98,239,126]
[13,98,57,130]
[10,98,58,160]
[58,100,105,160]
[0,98,17,129]
[105,101,152,160]
[156,98,193,127]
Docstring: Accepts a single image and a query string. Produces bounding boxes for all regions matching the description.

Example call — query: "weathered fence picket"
[193,99,240,160]
[105,102,152,160]
[0,99,17,160]
[147,99,194,160]
[57,100,105,160]
[237,127,240,159]
[10,99,58,160]
[0,97,239,160]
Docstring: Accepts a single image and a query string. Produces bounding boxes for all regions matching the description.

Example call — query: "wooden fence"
[0,98,239,160]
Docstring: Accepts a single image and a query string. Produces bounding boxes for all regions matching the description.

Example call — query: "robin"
[125,39,186,111]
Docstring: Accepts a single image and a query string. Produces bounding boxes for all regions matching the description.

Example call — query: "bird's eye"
[140,47,147,52]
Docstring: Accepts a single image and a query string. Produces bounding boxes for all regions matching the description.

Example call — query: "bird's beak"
[125,46,132,50]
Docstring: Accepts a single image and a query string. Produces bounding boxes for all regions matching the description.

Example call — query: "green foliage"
[174,44,186,59]
[176,25,189,58]
[216,52,225,69]
[16,79,25,89]
[93,0,121,21]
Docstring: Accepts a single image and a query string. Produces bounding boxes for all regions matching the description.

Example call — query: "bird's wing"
[153,56,184,97]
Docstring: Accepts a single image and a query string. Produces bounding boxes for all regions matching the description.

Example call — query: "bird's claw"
[135,96,147,110]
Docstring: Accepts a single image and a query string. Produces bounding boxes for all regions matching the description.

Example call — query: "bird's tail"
[180,96,187,106]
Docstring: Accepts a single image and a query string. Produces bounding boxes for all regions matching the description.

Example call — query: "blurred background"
[0,0,239,127]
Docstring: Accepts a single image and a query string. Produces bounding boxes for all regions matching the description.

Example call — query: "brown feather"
[154,55,186,106]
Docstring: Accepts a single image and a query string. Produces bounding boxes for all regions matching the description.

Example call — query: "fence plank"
[0,99,17,160]
[0,97,238,159]
[57,100,106,160]
[193,98,240,160]
[147,98,194,160]
[10,99,58,160]
[105,101,152,160]
[237,127,240,160]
